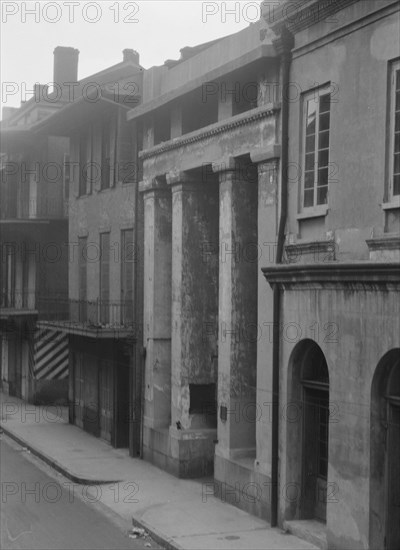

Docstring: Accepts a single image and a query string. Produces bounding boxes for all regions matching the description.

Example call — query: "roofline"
[127,44,276,122]
[31,93,140,135]
[266,0,363,35]
[79,59,144,85]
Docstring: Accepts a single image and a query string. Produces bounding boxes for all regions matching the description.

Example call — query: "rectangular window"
[101,118,111,190]
[63,153,70,200]
[302,87,331,209]
[1,244,16,308]
[78,237,87,322]
[99,233,110,325]
[390,60,400,198]
[22,253,29,308]
[79,132,88,196]
[121,229,134,325]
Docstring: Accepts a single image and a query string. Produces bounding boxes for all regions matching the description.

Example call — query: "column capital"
[211,156,236,174]
[250,145,281,165]
[166,170,196,186]
[166,171,201,194]
[139,176,167,194]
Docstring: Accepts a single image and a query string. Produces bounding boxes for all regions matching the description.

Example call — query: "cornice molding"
[285,240,336,262]
[262,262,400,291]
[140,104,280,161]
[366,236,400,252]
[267,0,359,35]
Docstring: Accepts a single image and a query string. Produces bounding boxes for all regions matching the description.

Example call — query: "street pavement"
[0,392,318,550]
[0,435,163,550]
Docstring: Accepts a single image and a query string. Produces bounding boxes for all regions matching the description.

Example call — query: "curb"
[1,424,182,550]
[0,423,120,486]
[131,515,183,550]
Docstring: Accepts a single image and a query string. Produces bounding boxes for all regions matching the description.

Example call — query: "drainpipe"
[132,119,143,459]
[270,30,293,528]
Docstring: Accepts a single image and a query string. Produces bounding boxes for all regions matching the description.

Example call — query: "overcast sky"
[1,1,260,111]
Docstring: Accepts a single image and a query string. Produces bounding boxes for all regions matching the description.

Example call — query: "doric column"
[140,177,172,430]
[251,146,280,474]
[213,157,258,457]
[167,170,219,433]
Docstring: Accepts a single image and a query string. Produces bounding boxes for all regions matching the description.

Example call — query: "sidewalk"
[0,392,317,550]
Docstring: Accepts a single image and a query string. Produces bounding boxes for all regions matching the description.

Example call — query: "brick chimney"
[122,49,140,65]
[53,46,79,94]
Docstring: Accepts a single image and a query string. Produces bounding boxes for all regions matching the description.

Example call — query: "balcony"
[36,297,135,339]
[0,290,38,319]
[0,167,67,222]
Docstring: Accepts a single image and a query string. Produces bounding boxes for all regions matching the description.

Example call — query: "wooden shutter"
[121,229,134,325]
[109,116,117,187]
[117,109,136,185]
[70,134,80,198]
[100,233,110,324]
[92,121,102,192]
[78,237,87,322]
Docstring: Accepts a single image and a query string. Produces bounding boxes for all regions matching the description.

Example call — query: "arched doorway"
[301,342,329,522]
[370,350,400,550]
[287,340,330,522]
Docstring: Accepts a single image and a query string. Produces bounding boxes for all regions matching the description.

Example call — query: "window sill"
[381,197,400,210]
[297,205,329,220]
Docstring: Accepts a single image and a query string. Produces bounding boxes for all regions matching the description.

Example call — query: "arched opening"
[286,339,330,522]
[370,349,400,550]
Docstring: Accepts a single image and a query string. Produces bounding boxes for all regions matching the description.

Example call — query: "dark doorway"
[83,355,100,437]
[301,342,330,522]
[385,358,400,550]
[370,350,400,550]
[113,353,130,448]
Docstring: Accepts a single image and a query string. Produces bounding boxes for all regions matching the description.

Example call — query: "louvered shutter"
[70,134,80,198]
[109,117,117,187]
[117,109,136,185]
[92,121,102,192]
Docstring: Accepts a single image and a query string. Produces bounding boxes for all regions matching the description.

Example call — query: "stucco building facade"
[261,1,400,549]
[128,20,282,519]
[0,48,72,404]
[35,49,144,451]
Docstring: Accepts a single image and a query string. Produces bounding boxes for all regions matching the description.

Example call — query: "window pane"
[317,186,328,205]
[306,134,315,153]
[393,174,400,196]
[319,112,330,132]
[318,149,329,168]
[306,98,317,135]
[304,189,314,207]
[305,171,314,189]
[319,93,331,114]
[305,152,315,171]
[395,132,400,154]
[319,130,330,150]
[318,168,329,187]
[394,153,400,175]
[396,90,400,112]
[396,112,400,132]
[319,458,328,478]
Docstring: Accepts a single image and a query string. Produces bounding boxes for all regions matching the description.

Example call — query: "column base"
[214,451,271,520]
[142,424,217,478]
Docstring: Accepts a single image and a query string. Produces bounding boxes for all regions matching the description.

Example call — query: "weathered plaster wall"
[279,286,400,549]
[286,4,400,255]
[142,108,278,180]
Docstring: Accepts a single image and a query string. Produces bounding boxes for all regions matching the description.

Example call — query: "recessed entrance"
[370,350,400,550]
[301,343,329,522]
[286,339,330,524]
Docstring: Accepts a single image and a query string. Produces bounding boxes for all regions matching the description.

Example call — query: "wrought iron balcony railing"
[37,296,134,329]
